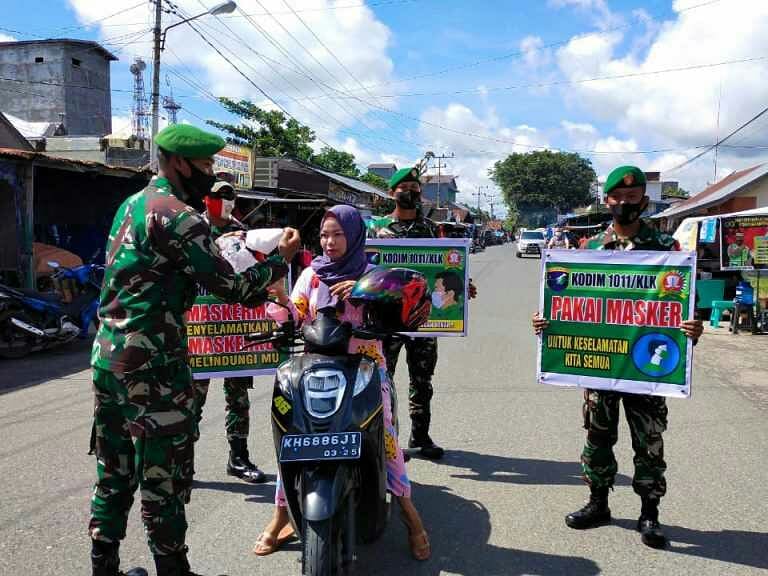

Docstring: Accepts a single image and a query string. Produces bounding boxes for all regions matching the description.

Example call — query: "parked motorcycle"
[0,261,103,358]
[246,267,431,576]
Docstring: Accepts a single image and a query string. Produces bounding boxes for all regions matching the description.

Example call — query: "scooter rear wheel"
[303,517,342,576]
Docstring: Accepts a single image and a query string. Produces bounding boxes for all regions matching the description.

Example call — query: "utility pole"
[487,194,499,220]
[472,185,488,223]
[150,0,162,169]
[429,152,454,209]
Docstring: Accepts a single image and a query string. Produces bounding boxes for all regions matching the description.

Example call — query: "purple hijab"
[311,205,368,286]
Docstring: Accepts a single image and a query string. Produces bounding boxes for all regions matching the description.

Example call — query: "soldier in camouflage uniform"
[88,124,299,576]
[193,180,265,484]
[378,167,477,460]
[533,166,703,549]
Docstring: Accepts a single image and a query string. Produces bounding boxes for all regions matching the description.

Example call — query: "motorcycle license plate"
[279,432,362,463]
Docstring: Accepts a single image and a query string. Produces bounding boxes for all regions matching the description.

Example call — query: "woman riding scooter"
[253,204,431,561]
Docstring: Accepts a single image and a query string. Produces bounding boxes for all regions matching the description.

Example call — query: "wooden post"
[15,162,35,289]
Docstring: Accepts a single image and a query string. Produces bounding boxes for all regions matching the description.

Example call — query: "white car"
[516,230,546,258]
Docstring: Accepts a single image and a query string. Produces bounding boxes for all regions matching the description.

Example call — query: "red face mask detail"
[204,196,235,220]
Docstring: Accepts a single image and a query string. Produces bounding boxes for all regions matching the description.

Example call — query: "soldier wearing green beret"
[532,165,703,549]
[378,166,477,460]
[88,124,300,576]
[193,180,267,484]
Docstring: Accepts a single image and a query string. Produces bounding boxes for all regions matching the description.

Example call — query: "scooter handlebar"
[244,331,276,342]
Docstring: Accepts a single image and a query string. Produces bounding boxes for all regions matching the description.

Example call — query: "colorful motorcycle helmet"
[349,267,432,332]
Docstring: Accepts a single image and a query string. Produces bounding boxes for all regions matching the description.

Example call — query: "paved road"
[1,245,766,576]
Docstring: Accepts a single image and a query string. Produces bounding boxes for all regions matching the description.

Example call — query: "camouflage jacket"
[208,216,246,239]
[92,177,287,373]
[382,214,438,239]
[583,221,679,252]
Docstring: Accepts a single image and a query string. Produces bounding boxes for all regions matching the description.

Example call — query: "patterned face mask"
[609,198,648,225]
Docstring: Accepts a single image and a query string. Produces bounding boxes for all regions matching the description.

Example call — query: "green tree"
[360,172,388,190]
[311,146,360,177]
[207,98,315,161]
[489,150,596,226]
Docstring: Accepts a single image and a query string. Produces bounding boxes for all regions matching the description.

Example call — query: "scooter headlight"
[276,362,292,397]
[303,368,347,418]
[353,358,376,397]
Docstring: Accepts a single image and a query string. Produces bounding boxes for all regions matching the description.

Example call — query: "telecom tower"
[129,58,149,140]
[163,75,182,125]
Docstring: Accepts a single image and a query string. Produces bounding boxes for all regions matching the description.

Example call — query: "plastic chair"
[696,279,725,310]
[710,300,735,328]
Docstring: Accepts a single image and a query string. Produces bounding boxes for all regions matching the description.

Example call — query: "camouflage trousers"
[89,362,197,556]
[192,376,252,441]
[383,336,438,441]
[581,389,668,499]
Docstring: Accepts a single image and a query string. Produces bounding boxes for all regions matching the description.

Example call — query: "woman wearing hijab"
[253,205,431,561]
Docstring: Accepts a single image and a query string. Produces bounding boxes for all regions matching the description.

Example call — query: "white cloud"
[67,0,397,138]
[554,0,768,192]
[0,33,17,42]
[414,103,552,213]
[557,1,768,144]
[110,115,132,137]
[520,35,550,68]
[548,0,623,30]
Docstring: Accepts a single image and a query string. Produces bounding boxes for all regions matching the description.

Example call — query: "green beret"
[389,166,421,190]
[155,124,226,158]
[604,165,646,195]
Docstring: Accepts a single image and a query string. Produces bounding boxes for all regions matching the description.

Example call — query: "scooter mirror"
[47,260,61,269]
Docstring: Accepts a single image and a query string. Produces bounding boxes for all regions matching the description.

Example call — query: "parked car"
[516,230,546,258]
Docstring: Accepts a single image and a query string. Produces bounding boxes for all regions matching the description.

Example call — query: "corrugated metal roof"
[0,147,150,178]
[654,163,768,219]
[312,166,390,199]
[3,112,59,139]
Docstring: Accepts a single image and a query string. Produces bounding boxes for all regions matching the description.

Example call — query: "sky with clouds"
[4,0,768,213]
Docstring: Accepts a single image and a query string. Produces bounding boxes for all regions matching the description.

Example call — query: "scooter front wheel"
[303,517,342,576]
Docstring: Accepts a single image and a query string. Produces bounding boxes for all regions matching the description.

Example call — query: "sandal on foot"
[253,525,296,556]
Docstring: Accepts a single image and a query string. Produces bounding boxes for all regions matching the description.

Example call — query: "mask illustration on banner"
[431,291,445,309]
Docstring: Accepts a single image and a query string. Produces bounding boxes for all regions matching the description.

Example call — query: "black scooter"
[245,307,389,576]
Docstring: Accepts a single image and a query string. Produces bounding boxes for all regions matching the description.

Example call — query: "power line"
[290,0,724,98]
[299,54,768,101]
[245,0,395,143]
[39,2,148,34]
[167,15,340,151]
[43,0,424,29]
[665,103,768,174]
[202,0,406,153]
[187,2,396,152]
[277,0,416,140]
[168,1,396,154]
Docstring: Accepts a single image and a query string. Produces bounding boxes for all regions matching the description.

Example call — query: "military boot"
[154,547,221,576]
[565,487,611,529]
[638,497,667,549]
[227,438,266,483]
[91,539,148,576]
[408,433,444,460]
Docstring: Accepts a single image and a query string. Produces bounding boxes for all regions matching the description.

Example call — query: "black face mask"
[179,160,217,212]
[610,198,647,225]
[394,189,421,210]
